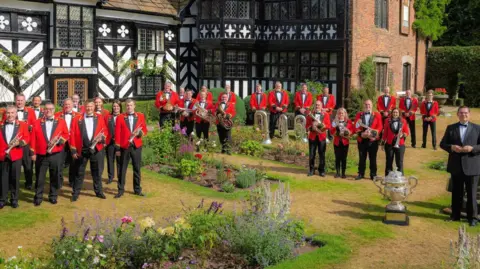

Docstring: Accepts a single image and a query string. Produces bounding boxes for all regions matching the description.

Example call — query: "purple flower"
[181,127,187,136]
[173,124,181,132]
[95,234,104,243]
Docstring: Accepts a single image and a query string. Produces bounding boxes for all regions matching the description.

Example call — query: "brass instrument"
[216,105,233,130]
[47,134,62,154]
[332,120,350,138]
[129,125,144,144]
[294,114,308,143]
[394,125,403,149]
[162,92,174,112]
[254,110,271,144]
[308,112,326,133]
[195,103,216,123]
[278,113,289,142]
[356,119,379,140]
[5,133,22,156]
[90,128,106,152]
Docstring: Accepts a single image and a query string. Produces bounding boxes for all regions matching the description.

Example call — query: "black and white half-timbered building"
[0,0,425,106]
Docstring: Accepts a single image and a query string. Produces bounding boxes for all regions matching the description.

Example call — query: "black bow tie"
[364,112,371,115]
[46,118,54,122]
[65,112,72,115]
[459,123,468,127]
[6,122,14,125]
[392,118,400,122]
[17,110,24,112]
[128,114,134,117]
[35,108,40,111]
[86,115,93,118]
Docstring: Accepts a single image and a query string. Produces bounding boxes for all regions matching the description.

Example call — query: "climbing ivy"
[346,56,377,118]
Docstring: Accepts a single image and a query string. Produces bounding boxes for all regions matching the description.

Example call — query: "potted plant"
[432,88,449,106]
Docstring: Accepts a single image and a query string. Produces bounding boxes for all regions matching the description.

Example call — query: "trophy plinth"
[374,169,418,226]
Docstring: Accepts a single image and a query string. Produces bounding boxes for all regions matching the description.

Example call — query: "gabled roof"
[102,0,179,17]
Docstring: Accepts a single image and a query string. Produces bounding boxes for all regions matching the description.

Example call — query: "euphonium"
[278,113,289,141]
[308,112,326,133]
[216,105,233,130]
[355,119,379,139]
[195,103,216,123]
[294,114,308,143]
[254,110,271,144]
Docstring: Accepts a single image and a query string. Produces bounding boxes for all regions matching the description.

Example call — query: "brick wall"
[348,0,427,96]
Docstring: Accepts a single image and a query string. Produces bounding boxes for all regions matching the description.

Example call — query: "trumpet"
[216,105,233,130]
[47,134,62,154]
[356,119,378,140]
[129,125,144,144]
[254,110,271,144]
[90,128,106,152]
[5,133,22,156]
[394,128,403,148]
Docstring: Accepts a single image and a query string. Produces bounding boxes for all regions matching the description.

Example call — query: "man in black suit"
[440,106,480,226]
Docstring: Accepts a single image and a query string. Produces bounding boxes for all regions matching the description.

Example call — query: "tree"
[434,0,480,46]
[413,0,451,41]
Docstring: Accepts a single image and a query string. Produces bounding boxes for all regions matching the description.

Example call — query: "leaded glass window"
[137,76,162,96]
[375,62,388,91]
[55,4,94,49]
[202,50,222,78]
[375,0,388,29]
[299,52,338,83]
[224,0,250,19]
[265,1,296,20]
[302,0,337,19]
[225,50,248,77]
[402,63,411,91]
[201,0,220,19]
[263,52,295,79]
[137,29,164,51]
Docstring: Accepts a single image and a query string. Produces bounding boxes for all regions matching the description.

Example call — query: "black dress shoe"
[96,193,107,199]
[334,174,340,178]
[421,145,426,149]
[114,193,123,199]
[469,220,478,227]
[341,174,347,179]
[411,145,416,148]
[34,200,42,207]
[134,192,145,197]
[445,217,460,222]
[49,199,57,205]
[71,196,79,202]
[11,201,19,208]
[0,203,5,209]
[433,146,437,151]
[370,175,376,180]
[355,175,364,180]
[24,184,33,191]
[307,171,314,177]
[319,172,326,177]
[107,178,113,184]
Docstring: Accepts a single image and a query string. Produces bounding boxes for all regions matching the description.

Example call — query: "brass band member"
[31,103,69,206]
[420,90,439,150]
[354,99,383,180]
[155,82,179,128]
[178,87,185,101]
[377,86,396,122]
[0,106,30,209]
[196,85,214,103]
[31,96,44,120]
[106,100,122,185]
[330,108,354,178]
[55,98,80,187]
[72,94,84,114]
[217,84,237,105]
[294,83,313,116]
[317,86,335,117]
[215,93,236,155]
[178,89,197,137]
[399,89,418,148]
[94,97,110,126]
[250,84,267,112]
[195,91,214,143]
[382,108,410,175]
[306,101,331,177]
[114,99,148,198]
[14,94,35,190]
[70,99,108,201]
[268,81,290,139]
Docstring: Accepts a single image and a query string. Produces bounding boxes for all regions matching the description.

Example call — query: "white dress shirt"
[364,113,371,125]
[185,100,191,108]
[302,93,306,104]
[128,114,134,132]
[46,118,54,141]
[276,91,282,103]
[315,112,321,121]
[427,102,432,110]
[406,98,411,110]
[5,122,14,144]
[65,113,72,131]
[165,92,171,100]
[34,108,40,119]
[17,110,24,121]
[383,96,389,106]
[393,121,399,131]
[257,93,262,105]
[221,103,226,110]
[73,106,79,112]
[85,115,94,140]
[460,122,468,143]
[323,95,328,106]
[200,102,205,108]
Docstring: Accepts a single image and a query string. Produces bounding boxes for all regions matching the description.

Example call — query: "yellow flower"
[174,217,185,225]
[156,227,165,235]
[134,236,141,240]
[139,217,155,230]
[163,226,175,236]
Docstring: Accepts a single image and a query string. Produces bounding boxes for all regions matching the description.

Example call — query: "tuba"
[294,114,308,143]
[254,110,271,144]
[216,105,233,130]
[278,113,289,141]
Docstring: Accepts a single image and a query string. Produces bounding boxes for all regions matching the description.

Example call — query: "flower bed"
[0,182,323,269]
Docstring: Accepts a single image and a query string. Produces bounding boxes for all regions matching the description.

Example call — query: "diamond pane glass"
[69,6,81,26]
[204,50,213,63]
[311,67,319,80]
[281,2,288,20]
[214,50,222,62]
[204,65,213,76]
[0,14,11,32]
[302,0,310,19]
[57,27,69,48]
[226,51,236,62]
[139,29,146,50]
[69,28,82,48]
[83,29,93,49]
[147,29,154,50]
[56,5,68,26]
[301,53,310,64]
[320,52,328,64]
[201,0,211,19]
[279,66,287,78]
[272,3,279,20]
[301,67,309,79]
[238,1,250,19]
[73,80,87,100]
[311,0,319,19]
[82,7,93,28]
[320,67,328,80]
[212,0,220,17]
[329,53,337,64]
[312,53,319,64]
[265,3,271,20]
[329,0,336,18]
[289,1,296,19]
[56,80,69,106]
[320,0,328,18]
[213,64,221,76]
[224,1,237,18]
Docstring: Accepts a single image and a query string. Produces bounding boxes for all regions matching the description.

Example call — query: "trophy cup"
[373,168,418,226]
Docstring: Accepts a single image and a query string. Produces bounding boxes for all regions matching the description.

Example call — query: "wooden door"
[54,78,88,105]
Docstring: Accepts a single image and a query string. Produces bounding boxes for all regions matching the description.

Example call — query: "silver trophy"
[374,168,418,225]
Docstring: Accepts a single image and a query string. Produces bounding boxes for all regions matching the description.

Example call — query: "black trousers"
[309,137,327,173]
[357,139,379,177]
[269,112,280,139]
[422,120,436,148]
[61,142,76,187]
[118,146,142,194]
[180,119,195,136]
[34,152,62,202]
[0,159,21,204]
[217,125,232,153]
[159,112,175,128]
[384,144,405,176]
[22,146,33,187]
[106,142,121,181]
[451,173,479,221]
[195,122,210,140]
[406,117,416,147]
[72,149,105,197]
[334,143,349,175]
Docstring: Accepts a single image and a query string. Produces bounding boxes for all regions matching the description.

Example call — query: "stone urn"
[433,94,449,106]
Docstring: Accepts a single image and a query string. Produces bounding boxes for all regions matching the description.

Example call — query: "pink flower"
[96,235,104,243]
[121,216,133,224]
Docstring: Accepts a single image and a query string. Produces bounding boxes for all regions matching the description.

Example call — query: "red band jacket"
[420,100,439,122]
[214,102,236,125]
[294,92,313,111]
[399,97,418,121]
[178,98,198,122]
[70,114,107,156]
[0,120,30,161]
[196,91,213,104]
[354,111,383,142]
[316,94,336,115]
[30,117,69,155]
[194,101,214,123]
[382,118,410,146]
[377,95,397,116]
[268,90,290,113]
[330,119,355,146]
[217,92,237,105]
[306,111,331,141]
[114,112,148,150]
[250,92,268,111]
[155,90,179,112]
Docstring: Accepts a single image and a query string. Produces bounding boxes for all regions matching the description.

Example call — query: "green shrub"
[176,158,202,178]
[239,140,264,157]
[0,248,45,268]
[221,182,235,193]
[209,88,247,125]
[456,98,464,106]
[158,166,178,177]
[103,100,159,124]
[216,169,228,185]
[141,146,157,167]
[347,56,378,118]
[231,126,263,152]
[235,168,258,189]
[428,160,447,171]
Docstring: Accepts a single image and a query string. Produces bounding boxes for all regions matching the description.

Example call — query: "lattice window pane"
[82,7,93,28]
[272,2,279,20]
[83,29,93,49]
[139,29,146,50]
[329,68,337,80]
[264,53,271,63]
[18,15,42,33]
[311,67,319,80]
[226,51,236,62]
[146,77,154,95]
[288,52,295,64]
[289,1,296,19]
[281,2,288,20]
[69,28,82,48]
[69,6,81,27]
[272,53,278,63]
[375,63,387,91]
[238,65,247,77]
[288,66,295,78]
[329,53,337,64]
[202,0,211,19]
[0,14,11,32]
[56,80,69,106]
[320,52,328,64]
[156,30,164,51]
[57,27,69,48]
[320,0,328,19]
[272,66,278,77]
[279,52,287,64]
[311,0,319,19]
[73,80,87,98]
[301,67,309,79]
[212,0,220,17]
[214,50,222,62]
[224,1,237,19]
[226,65,235,77]
[238,51,248,62]
[255,1,260,19]
[301,52,310,64]
[264,66,270,77]
[320,67,328,80]
[279,66,287,78]
[329,0,336,18]
[204,50,212,63]
[204,65,213,76]
[154,76,162,93]
[265,3,272,20]
[56,5,68,26]
[302,0,310,19]
[312,53,319,64]
[213,64,221,76]
[146,29,154,50]
[238,1,250,19]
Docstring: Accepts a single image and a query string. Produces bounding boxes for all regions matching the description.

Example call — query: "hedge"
[426,46,480,107]
[209,88,247,125]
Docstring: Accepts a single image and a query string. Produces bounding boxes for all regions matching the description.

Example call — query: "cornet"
[47,134,62,154]
[90,129,106,152]
[129,125,144,144]
[5,133,22,156]
[394,128,403,148]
